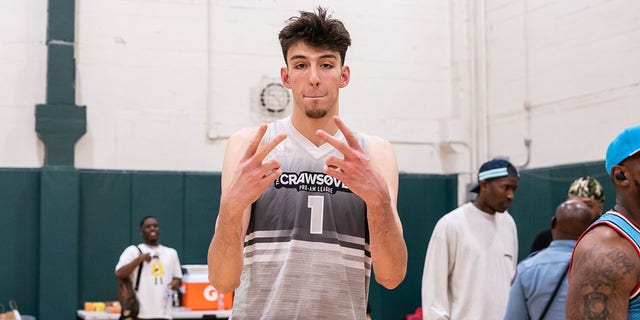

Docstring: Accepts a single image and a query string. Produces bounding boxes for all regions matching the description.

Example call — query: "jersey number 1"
[307,195,324,234]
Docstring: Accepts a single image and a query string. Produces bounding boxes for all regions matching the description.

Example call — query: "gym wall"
[0,161,612,319]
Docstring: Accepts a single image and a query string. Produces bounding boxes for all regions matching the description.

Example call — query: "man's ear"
[612,166,629,186]
[281,67,291,88]
[340,66,350,88]
[479,180,488,192]
[550,216,557,229]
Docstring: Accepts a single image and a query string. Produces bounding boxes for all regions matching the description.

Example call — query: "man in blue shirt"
[504,199,593,320]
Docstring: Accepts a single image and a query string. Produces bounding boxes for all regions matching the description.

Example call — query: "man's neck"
[290,113,339,147]
[614,202,640,228]
[471,199,496,215]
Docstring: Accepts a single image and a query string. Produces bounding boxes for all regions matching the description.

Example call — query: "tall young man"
[207,7,407,319]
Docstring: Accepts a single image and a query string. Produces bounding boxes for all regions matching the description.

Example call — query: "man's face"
[482,176,519,213]
[281,41,349,120]
[140,217,159,244]
[568,195,604,221]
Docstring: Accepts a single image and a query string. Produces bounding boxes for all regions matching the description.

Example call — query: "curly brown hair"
[278,7,352,66]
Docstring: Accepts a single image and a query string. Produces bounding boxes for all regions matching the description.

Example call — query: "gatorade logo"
[203,285,219,301]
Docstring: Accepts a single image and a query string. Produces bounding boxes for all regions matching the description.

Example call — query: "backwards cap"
[470,159,519,193]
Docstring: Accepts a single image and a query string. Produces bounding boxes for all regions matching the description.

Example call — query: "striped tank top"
[231,117,371,320]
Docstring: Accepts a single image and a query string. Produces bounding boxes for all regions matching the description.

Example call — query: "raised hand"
[223,124,287,211]
[315,116,389,204]
[140,252,152,263]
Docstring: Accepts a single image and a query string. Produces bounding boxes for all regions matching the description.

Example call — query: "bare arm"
[115,251,151,280]
[317,116,407,289]
[364,135,407,288]
[207,125,287,293]
[566,225,640,319]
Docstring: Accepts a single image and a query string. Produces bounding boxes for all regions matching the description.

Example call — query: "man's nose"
[309,66,320,85]
[506,190,514,200]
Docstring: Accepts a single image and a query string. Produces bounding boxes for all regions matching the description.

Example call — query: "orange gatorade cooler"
[181,266,233,310]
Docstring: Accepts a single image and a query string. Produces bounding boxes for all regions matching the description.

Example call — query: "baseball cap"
[605,125,640,175]
[470,159,519,193]
[567,176,605,203]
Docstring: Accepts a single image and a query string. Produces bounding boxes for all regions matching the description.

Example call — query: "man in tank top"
[567,125,640,319]
[206,7,407,319]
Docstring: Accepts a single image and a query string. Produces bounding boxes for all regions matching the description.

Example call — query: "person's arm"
[169,250,183,291]
[421,221,451,320]
[566,225,640,319]
[503,265,530,320]
[316,116,407,289]
[115,247,151,280]
[365,135,407,288]
[207,125,287,293]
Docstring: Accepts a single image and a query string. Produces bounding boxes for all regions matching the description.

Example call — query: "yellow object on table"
[84,302,107,312]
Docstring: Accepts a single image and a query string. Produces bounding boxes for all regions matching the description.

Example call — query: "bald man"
[504,200,593,320]
[529,176,605,254]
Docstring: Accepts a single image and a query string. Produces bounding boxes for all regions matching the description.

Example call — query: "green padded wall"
[38,168,80,319]
[368,173,458,320]
[0,169,40,315]
[509,161,614,260]
[78,171,132,303]
[131,172,185,253]
[183,173,221,264]
[76,171,221,305]
[0,161,613,318]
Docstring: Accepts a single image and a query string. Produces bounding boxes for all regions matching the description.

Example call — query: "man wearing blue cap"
[422,159,520,320]
[567,125,640,320]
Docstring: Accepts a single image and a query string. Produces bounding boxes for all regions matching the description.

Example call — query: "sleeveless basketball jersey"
[579,211,640,319]
[231,117,371,320]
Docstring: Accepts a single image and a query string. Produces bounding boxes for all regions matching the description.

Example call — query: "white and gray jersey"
[231,117,371,320]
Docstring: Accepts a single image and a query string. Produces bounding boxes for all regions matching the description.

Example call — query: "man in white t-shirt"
[422,159,520,320]
[116,216,182,319]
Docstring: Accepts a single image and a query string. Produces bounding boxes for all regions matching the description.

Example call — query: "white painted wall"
[1,0,639,187]
[482,0,640,171]
[74,0,211,171]
[0,0,47,167]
